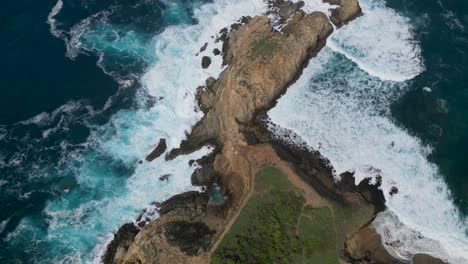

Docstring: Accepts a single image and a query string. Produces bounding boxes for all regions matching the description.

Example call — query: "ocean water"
[269,0,468,262]
[0,0,467,263]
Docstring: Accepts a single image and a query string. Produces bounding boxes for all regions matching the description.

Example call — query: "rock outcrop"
[345,226,402,264]
[104,1,407,263]
[324,0,362,27]
[146,138,167,162]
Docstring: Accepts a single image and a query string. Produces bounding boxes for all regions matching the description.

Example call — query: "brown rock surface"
[412,254,448,264]
[324,0,362,27]
[171,11,335,201]
[345,226,402,264]
[104,2,377,263]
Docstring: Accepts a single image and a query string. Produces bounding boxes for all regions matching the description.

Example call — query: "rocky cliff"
[103,1,446,263]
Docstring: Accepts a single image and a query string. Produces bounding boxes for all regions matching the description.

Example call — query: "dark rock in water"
[159,174,171,181]
[102,223,139,264]
[213,48,221,55]
[389,186,399,196]
[356,176,386,213]
[164,221,215,256]
[413,253,447,264]
[191,164,215,186]
[323,0,362,28]
[159,191,209,217]
[202,56,211,69]
[145,138,167,162]
[199,43,208,53]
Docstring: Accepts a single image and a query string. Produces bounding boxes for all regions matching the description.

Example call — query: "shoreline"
[104,1,447,263]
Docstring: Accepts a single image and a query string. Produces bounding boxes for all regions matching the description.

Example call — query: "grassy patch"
[211,166,374,264]
[212,167,304,264]
[249,36,278,59]
[299,207,338,264]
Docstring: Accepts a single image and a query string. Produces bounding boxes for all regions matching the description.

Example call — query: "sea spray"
[268,0,468,262]
[3,0,270,263]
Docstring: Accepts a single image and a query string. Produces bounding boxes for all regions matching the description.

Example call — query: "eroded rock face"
[106,2,364,263]
[171,11,335,201]
[345,226,402,264]
[103,223,140,264]
[324,0,362,27]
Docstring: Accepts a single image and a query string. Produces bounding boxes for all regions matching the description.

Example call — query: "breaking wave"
[268,0,468,263]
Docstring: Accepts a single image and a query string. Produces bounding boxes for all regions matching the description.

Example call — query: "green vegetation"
[212,167,304,264]
[249,36,278,59]
[299,207,337,264]
[211,166,374,264]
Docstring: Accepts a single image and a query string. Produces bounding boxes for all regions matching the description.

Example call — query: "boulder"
[323,0,362,27]
[201,56,211,69]
[145,138,167,162]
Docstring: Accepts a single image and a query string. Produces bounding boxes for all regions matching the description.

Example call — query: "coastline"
[104,1,447,263]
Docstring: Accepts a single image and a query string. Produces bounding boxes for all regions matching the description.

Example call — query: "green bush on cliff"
[211,166,374,264]
[212,167,304,263]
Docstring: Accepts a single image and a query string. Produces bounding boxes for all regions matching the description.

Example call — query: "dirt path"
[208,143,331,258]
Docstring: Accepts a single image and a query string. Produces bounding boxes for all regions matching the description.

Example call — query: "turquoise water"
[0,0,467,263]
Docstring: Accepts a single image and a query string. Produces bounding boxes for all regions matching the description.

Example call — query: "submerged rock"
[159,174,171,181]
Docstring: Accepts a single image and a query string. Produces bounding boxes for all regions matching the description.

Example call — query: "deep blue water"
[0,0,467,263]
[0,0,208,262]
[388,0,468,214]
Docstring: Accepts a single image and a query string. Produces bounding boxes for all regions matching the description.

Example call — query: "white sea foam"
[0,217,10,234]
[328,0,424,81]
[5,0,269,262]
[47,0,64,39]
[268,1,468,262]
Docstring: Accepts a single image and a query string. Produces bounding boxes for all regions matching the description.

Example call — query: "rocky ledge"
[104,1,446,263]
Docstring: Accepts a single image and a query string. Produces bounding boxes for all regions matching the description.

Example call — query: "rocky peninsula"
[104,1,447,263]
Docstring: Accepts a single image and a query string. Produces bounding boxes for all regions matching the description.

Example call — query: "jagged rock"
[195,77,217,114]
[413,254,447,264]
[268,0,305,25]
[201,56,211,68]
[159,191,209,217]
[191,164,215,186]
[323,0,362,27]
[102,223,140,264]
[164,221,215,256]
[107,4,366,263]
[145,138,167,162]
[345,227,402,264]
[199,43,208,53]
[389,186,399,196]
